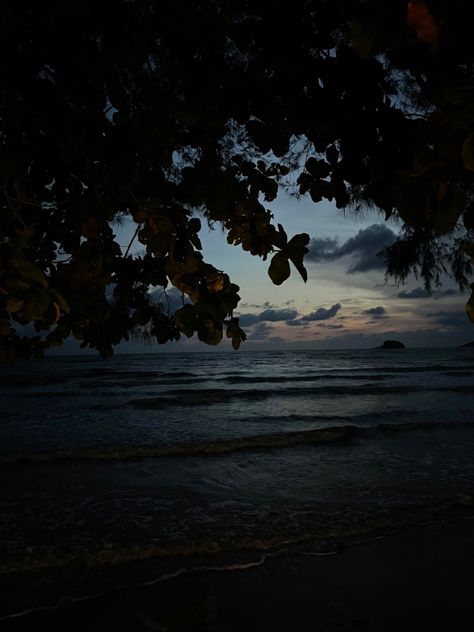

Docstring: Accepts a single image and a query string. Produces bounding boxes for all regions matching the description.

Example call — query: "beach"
[2,349,474,628]
[2,517,474,630]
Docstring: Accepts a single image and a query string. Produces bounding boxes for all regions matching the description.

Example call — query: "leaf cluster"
[1,1,474,359]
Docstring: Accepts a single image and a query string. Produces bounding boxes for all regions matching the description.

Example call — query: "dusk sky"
[48,195,472,356]
[95,193,473,354]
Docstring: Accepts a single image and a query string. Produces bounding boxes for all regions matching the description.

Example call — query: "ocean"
[1,347,474,617]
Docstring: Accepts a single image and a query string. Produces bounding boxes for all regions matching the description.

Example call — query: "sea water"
[1,348,474,615]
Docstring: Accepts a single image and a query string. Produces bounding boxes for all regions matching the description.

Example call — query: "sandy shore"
[2,518,474,631]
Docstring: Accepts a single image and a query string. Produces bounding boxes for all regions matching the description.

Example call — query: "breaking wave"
[1,495,472,576]
[128,382,474,407]
[1,419,473,465]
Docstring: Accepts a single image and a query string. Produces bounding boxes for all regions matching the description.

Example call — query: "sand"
[2,518,474,631]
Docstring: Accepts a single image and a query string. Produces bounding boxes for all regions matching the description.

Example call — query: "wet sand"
[2,518,474,631]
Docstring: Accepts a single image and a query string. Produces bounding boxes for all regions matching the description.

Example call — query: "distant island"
[460,341,474,348]
[377,340,406,349]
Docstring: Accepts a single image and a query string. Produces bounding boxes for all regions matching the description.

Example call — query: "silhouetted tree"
[1,0,473,359]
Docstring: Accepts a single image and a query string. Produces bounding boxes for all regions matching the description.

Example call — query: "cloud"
[237,308,298,327]
[317,323,345,329]
[398,287,431,300]
[241,301,276,309]
[306,236,339,260]
[307,224,397,273]
[301,303,341,321]
[249,322,273,341]
[427,310,469,328]
[259,308,298,322]
[398,287,458,300]
[436,289,458,300]
[237,313,261,327]
[285,319,309,327]
[361,306,387,319]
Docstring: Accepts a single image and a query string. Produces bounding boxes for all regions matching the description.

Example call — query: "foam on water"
[1,348,474,616]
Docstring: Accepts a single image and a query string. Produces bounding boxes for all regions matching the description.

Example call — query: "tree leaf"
[268,252,290,285]
[226,318,247,350]
[407,2,438,48]
[174,304,197,337]
[351,21,374,59]
[286,233,309,282]
[22,289,51,321]
[10,255,48,287]
[197,318,223,345]
[206,273,226,293]
[462,134,474,172]
[49,289,70,314]
[466,285,474,323]
[6,296,25,312]
[305,158,331,179]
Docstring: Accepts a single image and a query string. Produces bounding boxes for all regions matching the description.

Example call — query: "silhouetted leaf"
[462,135,474,172]
[6,296,24,312]
[197,318,223,345]
[466,285,474,323]
[174,304,197,337]
[1,0,473,359]
[268,252,290,285]
[22,289,50,321]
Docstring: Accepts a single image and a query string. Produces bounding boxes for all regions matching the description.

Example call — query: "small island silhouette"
[460,341,474,348]
[377,340,406,349]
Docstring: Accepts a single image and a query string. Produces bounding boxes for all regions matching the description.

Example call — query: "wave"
[348,364,474,374]
[2,419,474,466]
[444,370,474,377]
[128,381,474,407]
[159,371,199,378]
[450,385,474,393]
[0,425,356,465]
[2,364,472,393]
[1,495,472,577]
[204,364,474,384]
[216,374,389,384]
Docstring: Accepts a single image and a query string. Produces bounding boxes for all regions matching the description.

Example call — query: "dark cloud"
[237,308,298,327]
[361,306,387,319]
[241,301,276,309]
[307,224,397,273]
[398,287,430,299]
[285,319,309,327]
[427,310,469,328]
[306,236,338,260]
[259,308,298,322]
[318,323,345,329]
[237,313,261,327]
[302,303,341,321]
[398,287,458,300]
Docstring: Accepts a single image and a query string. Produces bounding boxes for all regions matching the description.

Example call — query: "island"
[460,341,474,348]
[377,340,406,349]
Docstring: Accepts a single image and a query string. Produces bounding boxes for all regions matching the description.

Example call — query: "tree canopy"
[1,0,474,360]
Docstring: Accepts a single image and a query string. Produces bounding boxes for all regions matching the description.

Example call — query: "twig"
[124,223,141,257]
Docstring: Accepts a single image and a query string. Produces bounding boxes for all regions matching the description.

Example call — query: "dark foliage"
[1,0,474,359]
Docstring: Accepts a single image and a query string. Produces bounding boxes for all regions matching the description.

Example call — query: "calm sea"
[1,348,474,615]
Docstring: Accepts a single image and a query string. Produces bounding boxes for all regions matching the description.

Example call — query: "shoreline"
[3,516,474,630]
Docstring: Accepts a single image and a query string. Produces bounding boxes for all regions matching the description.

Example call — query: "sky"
[48,191,473,355]
[100,191,473,354]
